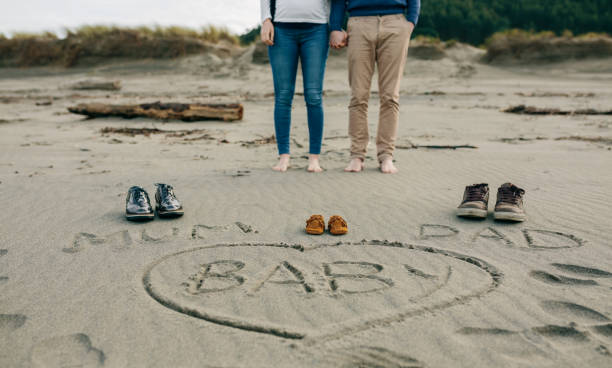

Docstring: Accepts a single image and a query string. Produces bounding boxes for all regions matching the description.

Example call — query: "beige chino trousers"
[347,14,412,162]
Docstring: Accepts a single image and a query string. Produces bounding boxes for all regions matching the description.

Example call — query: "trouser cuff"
[378,153,393,163]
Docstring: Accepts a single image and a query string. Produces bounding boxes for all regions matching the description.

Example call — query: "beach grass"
[484,29,612,63]
[0,25,239,67]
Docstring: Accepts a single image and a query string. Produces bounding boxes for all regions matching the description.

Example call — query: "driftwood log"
[69,80,122,91]
[68,101,243,122]
[396,143,478,150]
[503,105,612,116]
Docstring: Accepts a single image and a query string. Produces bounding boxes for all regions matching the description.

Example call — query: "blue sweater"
[330,0,421,31]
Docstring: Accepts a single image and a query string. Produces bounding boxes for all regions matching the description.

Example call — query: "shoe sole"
[306,229,324,235]
[157,208,184,218]
[494,211,526,222]
[329,230,348,235]
[457,208,488,218]
[126,213,155,221]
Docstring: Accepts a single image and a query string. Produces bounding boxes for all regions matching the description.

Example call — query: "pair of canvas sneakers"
[457,182,526,222]
[306,215,348,235]
[125,183,184,221]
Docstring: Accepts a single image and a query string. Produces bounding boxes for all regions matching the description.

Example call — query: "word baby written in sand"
[144,242,501,340]
[185,260,399,295]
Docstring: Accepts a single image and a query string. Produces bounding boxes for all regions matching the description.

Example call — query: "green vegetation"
[484,29,612,63]
[0,25,238,67]
[237,1,611,46]
[63,25,238,45]
[239,27,260,46]
[2,1,611,67]
[415,0,612,45]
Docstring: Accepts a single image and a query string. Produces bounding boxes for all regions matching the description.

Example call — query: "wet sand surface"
[1,50,611,367]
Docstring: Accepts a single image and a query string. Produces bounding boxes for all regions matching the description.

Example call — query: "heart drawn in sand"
[143,241,502,341]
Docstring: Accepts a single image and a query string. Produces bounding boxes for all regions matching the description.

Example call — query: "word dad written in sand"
[419,224,585,249]
[143,242,501,340]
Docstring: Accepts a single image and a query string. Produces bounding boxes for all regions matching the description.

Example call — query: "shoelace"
[134,190,148,205]
[465,185,487,202]
[498,187,524,204]
[158,185,176,202]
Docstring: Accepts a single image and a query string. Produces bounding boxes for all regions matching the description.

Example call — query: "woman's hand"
[330,30,347,49]
[261,19,274,46]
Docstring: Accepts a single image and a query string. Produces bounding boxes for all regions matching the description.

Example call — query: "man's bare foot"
[380,158,398,174]
[344,158,364,172]
[273,154,290,172]
[307,155,323,173]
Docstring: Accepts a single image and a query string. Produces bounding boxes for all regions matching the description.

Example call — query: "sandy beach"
[1,44,611,367]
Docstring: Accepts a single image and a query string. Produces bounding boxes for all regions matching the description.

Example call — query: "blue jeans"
[268,23,329,155]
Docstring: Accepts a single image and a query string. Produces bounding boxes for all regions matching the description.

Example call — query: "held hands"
[330,30,348,49]
[261,19,274,46]
[407,21,415,35]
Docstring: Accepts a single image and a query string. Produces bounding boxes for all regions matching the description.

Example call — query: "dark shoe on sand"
[126,186,154,221]
[494,183,526,222]
[155,184,184,218]
[457,183,489,219]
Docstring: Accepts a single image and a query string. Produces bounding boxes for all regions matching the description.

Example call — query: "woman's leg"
[299,24,329,172]
[268,27,299,171]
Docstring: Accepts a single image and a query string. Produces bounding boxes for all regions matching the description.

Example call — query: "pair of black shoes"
[126,184,184,221]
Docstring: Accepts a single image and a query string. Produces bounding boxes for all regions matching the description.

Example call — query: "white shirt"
[260,0,331,24]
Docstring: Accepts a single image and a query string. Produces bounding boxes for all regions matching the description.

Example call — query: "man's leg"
[268,27,299,171]
[346,16,377,171]
[299,24,329,172]
[376,14,412,173]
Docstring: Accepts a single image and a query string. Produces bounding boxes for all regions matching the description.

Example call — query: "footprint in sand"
[0,314,27,334]
[592,324,612,337]
[323,346,425,368]
[30,333,105,368]
[540,300,610,324]
[458,301,612,359]
[0,249,7,283]
[530,263,612,286]
[531,324,589,342]
[534,301,611,342]
[457,324,603,362]
[551,263,612,278]
[530,271,599,286]
[456,327,552,364]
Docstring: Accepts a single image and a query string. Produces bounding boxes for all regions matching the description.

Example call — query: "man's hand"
[330,30,347,49]
[261,19,274,46]
[407,21,415,34]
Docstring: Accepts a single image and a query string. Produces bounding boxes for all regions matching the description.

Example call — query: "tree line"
[415,0,612,44]
[240,0,612,45]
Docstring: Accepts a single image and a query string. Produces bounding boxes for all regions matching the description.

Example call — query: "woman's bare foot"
[344,158,364,172]
[307,155,323,173]
[380,158,398,174]
[273,154,290,172]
